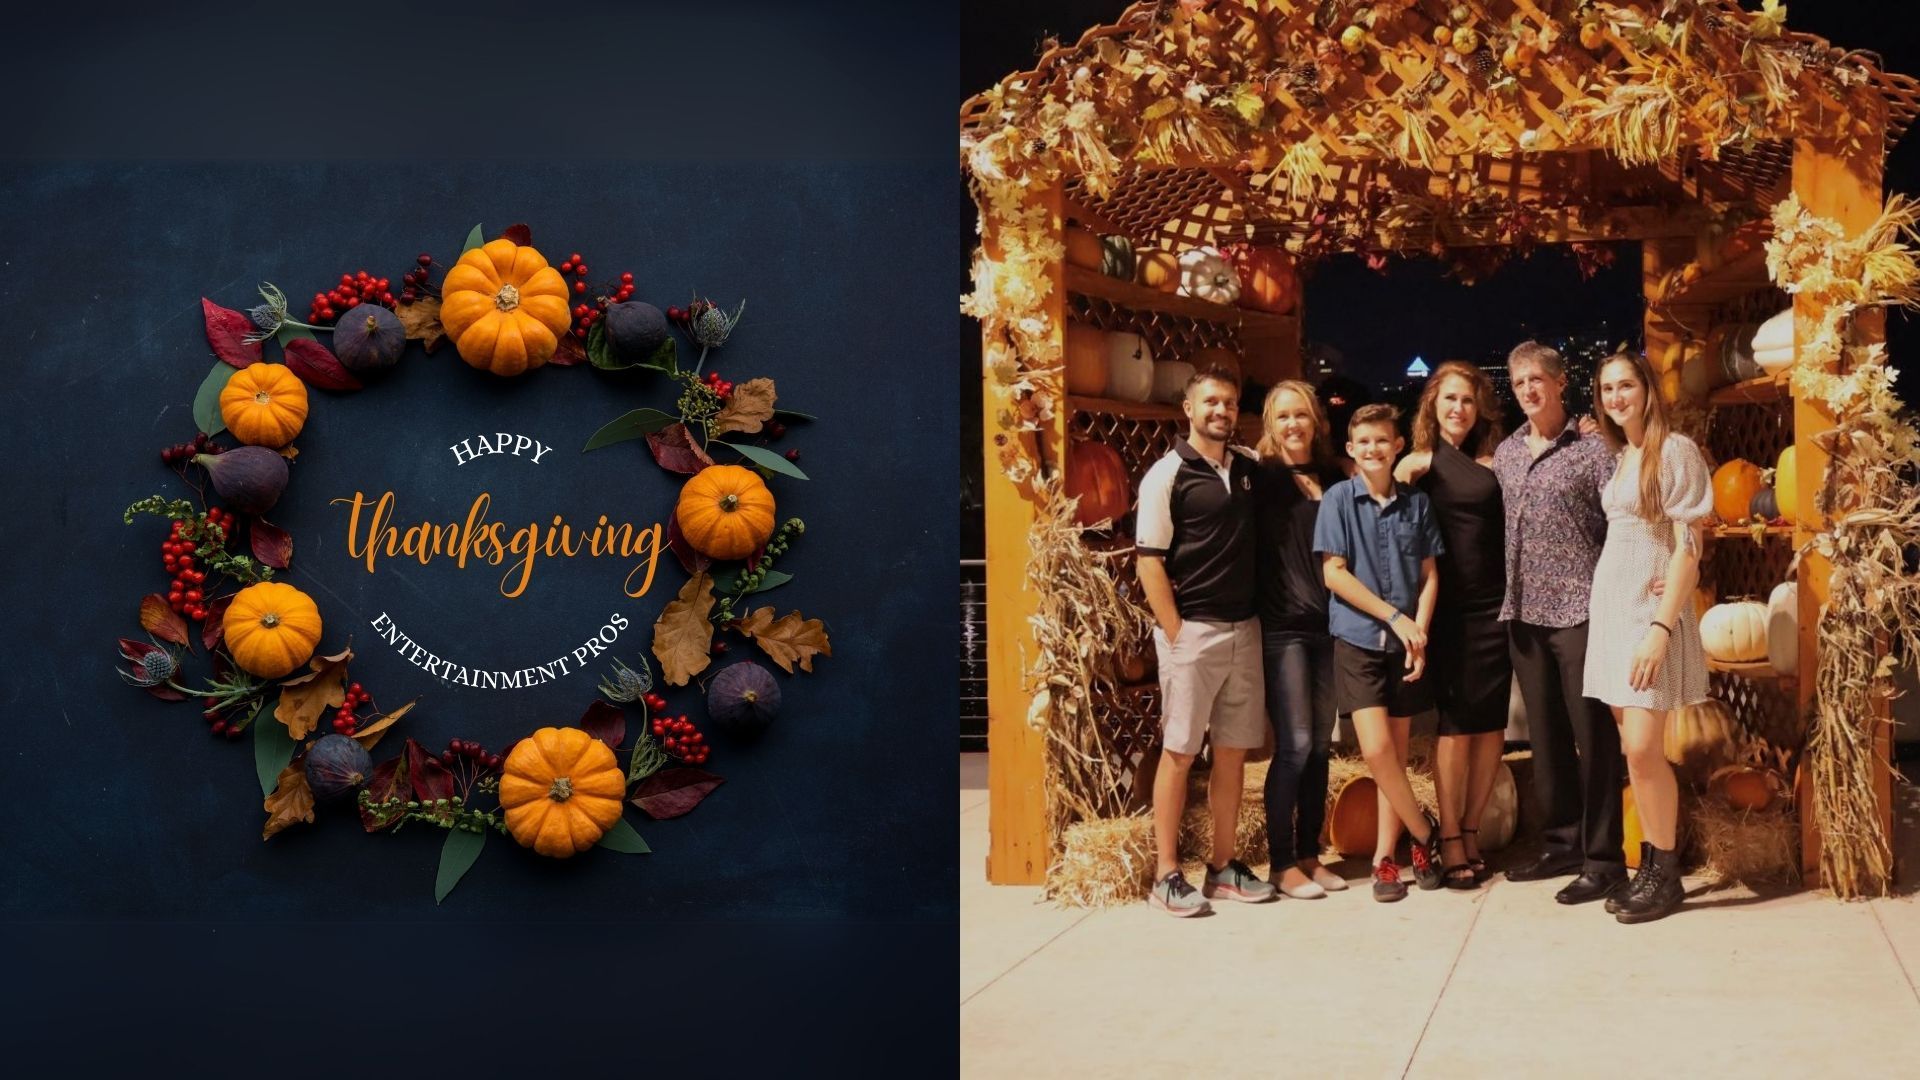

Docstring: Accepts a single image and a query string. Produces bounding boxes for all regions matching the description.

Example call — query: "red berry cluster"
[160,430,225,466]
[308,271,394,325]
[558,253,637,339]
[666,300,717,325]
[399,253,437,305]
[700,370,735,400]
[442,738,503,773]
[651,714,710,765]
[162,507,233,621]
[204,705,243,740]
[331,682,372,736]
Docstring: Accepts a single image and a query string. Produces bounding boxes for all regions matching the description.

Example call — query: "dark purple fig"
[305,734,374,801]
[331,302,405,374]
[192,445,288,516]
[603,301,669,364]
[706,661,781,736]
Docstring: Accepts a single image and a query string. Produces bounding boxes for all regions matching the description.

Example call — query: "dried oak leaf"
[733,606,832,674]
[710,377,777,437]
[140,593,191,647]
[652,571,715,686]
[396,297,447,355]
[274,646,352,740]
[631,767,725,820]
[350,698,416,752]
[646,422,715,475]
[262,761,315,840]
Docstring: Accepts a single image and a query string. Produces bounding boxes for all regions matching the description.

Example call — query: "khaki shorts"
[1153,617,1267,756]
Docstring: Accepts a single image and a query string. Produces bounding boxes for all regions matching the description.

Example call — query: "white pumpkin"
[1103,331,1155,403]
[1767,581,1798,675]
[1700,600,1770,662]
[1150,360,1197,404]
[1177,247,1242,304]
[1750,308,1793,354]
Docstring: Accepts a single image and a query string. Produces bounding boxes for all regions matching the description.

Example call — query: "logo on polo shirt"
[1240,475,1251,491]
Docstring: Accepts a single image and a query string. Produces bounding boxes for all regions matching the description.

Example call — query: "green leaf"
[596,817,651,854]
[461,223,484,253]
[192,362,233,437]
[722,440,810,480]
[585,320,620,369]
[435,827,486,905]
[254,713,298,797]
[275,323,317,346]
[641,336,678,373]
[583,408,680,452]
[713,567,793,596]
[772,408,817,421]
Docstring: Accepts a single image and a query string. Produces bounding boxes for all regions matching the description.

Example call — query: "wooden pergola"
[963,1,1919,887]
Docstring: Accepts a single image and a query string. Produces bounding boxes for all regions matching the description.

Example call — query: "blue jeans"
[1262,628,1337,866]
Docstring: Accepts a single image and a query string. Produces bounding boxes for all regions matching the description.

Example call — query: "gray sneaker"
[1148,871,1212,917]
[1203,859,1278,903]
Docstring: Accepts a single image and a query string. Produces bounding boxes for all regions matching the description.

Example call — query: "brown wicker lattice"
[1086,682,1163,805]
[1068,294,1246,374]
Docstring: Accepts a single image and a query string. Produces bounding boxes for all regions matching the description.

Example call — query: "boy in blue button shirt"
[1313,404,1447,901]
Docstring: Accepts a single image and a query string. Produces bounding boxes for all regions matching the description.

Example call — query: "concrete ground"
[960,753,1920,1079]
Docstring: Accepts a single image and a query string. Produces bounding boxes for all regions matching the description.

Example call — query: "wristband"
[1650,620,1672,636]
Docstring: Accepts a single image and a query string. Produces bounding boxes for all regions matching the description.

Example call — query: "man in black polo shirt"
[1135,367,1276,917]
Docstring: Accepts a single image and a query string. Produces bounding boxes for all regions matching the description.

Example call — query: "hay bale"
[1689,798,1800,885]
[1178,759,1270,865]
[1049,816,1157,908]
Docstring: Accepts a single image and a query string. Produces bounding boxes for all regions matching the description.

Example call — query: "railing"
[960,559,987,751]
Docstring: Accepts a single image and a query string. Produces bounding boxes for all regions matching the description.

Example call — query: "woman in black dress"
[1394,362,1508,889]
[1254,380,1352,898]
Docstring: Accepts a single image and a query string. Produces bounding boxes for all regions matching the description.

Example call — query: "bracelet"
[1650,620,1672,636]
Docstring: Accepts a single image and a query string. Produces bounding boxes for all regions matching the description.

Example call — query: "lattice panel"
[1705,399,1793,476]
[1069,409,1186,501]
[1706,528,1793,605]
[1065,167,1237,247]
[1067,295,1247,374]
[1710,669,1804,760]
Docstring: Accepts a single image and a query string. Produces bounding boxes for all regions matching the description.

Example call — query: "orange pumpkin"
[439,239,573,376]
[1622,785,1644,868]
[219,363,309,447]
[1710,766,1783,812]
[1064,322,1107,396]
[223,581,323,678]
[675,465,777,559]
[1711,458,1766,524]
[1327,775,1378,858]
[1228,246,1300,314]
[498,727,627,858]
[1134,248,1180,292]
[1064,225,1105,271]
[1066,440,1130,527]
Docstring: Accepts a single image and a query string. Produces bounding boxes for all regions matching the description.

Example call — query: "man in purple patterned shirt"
[1492,342,1629,904]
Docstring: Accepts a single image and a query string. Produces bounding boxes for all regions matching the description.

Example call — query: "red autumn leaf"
[251,518,292,569]
[119,637,162,663]
[283,338,364,392]
[646,423,714,475]
[146,684,189,702]
[580,700,626,751]
[202,298,262,369]
[201,594,232,652]
[360,755,407,832]
[548,333,587,366]
[501,223,533,246]
[631,768,724,819]
[406,737,455,804]
[139,593,191,647]
[665,513,712,575]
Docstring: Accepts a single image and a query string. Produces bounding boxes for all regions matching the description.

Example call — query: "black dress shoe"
[1554,869,1628,905]
[1504,852,1583,882]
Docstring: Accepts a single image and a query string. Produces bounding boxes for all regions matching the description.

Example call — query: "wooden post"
[1642,237,1693,405]
[981,182,1067,885]
[1790,133,1891,882]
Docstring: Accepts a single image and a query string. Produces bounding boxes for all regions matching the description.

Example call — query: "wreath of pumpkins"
[117,223,831,902]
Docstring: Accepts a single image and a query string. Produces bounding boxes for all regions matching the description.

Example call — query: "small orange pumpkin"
[1227,246,1300,315]
[439,239,573,376]
[1064,225,1105,271]
[1134,248,1180,292]
[498,727,627,858]
[223,581,323,678]
[1711,458,1766,524]
[675,465,777,559]
[1066,440,1130,527]
[219,363,309,447]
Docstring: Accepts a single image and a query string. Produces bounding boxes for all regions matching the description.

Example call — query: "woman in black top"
[1254,380,1352,898]
[1395,361,1509,889]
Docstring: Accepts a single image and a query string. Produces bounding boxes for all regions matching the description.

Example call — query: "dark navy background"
[0,2,958,1070]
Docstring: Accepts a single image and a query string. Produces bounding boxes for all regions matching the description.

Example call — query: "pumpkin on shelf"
[1664,698,1740,784]
[1064,322,1108,397]
[1711,459,1766,524]
[1099,234,1136,281]
[1700,600,1770,663]
[1767,581,1798,676]
[1103,331,1155,403]
[1774,446,1799,524]
[1750,309,1795,375]
[439,238,573,376]
[1065,440,1131,527]
[1749,486,1780,522]
[1226,245,1299,314]
[1064,224,1105,271]
[498,726,628,858]
[1176,247,1241,305]
[223,581,323,679]
[1185,346,1242,388]
[218,363,309,448]
[1151,360,1197,404]
[1134,248,1180,292]
[675,465,777,560]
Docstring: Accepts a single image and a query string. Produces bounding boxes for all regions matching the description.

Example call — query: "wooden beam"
[982,182,1067,885]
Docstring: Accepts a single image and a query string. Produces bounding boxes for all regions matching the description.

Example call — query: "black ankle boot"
[1605,842,1654,915]
[1614,844,1684,924]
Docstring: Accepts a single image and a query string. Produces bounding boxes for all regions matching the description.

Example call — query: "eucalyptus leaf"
[254,712,298,796]
[583,408,680,452]
[585,321,622,369]
[713,567,794,596]
[772,409,817,421]
[192,362,233,437]
[722,440,810,480]
[461,223,484,253]
[641,336,678,373]
[596,817,651,854]
[275,323,317,345]
[434,827,485,904]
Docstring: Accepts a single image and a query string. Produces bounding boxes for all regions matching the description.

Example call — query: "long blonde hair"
[1256,380,1335,468]
[1412,361,1503,457]
[1594,351,1671,522]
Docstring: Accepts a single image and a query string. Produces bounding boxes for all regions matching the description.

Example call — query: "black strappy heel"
[1439,834,1478,890]
[1462,826,1489,885]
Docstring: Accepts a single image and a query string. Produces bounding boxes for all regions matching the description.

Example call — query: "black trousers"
[1509,620,1625,870]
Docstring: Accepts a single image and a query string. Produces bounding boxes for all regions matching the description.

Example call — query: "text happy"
[451,433,553,466]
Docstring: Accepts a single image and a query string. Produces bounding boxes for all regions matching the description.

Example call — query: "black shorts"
[1334,638,1435,718]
